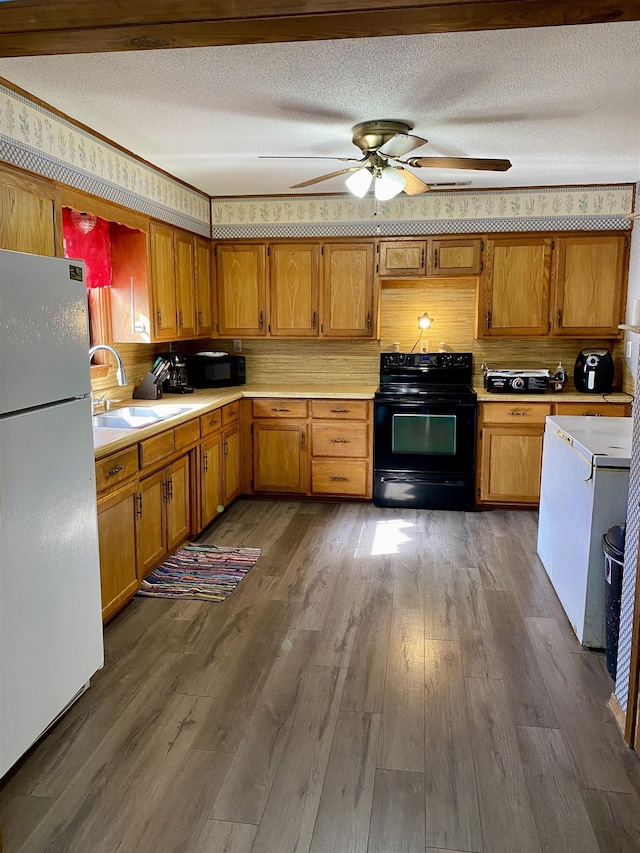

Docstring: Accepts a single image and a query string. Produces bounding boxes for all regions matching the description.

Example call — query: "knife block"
[133,372,163,400]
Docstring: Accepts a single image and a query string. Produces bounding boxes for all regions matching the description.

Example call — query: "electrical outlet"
[421,340,430,353]
[233,339,242,353]
[626,341,633,359]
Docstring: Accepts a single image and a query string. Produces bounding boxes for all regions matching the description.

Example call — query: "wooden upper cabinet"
[321,242,377,338]
[378,240,426,276]
[0,168,60,256]
[149,221,178,341]
[479,236,552,337]
[174,230,197,339]
[430,237,482,276]
[216,243,267,336]
[269,242,320,337]
[194,236,213,337]
[552,234,627,337]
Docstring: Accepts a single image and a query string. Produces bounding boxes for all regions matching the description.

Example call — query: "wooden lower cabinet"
[200,431,223,528]
[250,397,372,499]
[222,422,241,504]
[476,400,631,506]
[253,420,308,493]
[137,453,191,578]
[97,482,138,623]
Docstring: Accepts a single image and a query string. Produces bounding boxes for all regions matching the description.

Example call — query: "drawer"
[222,401,240,426]
[311,459,370,497]
[95,446,138,493]
[553,402,629,417]
[175,418,200,450]
[311,422,369,457]
[311,399,370,421]
[481,402,552,426]
[200,409,222,437]
[252,399,308,419]
[139,429,175,469]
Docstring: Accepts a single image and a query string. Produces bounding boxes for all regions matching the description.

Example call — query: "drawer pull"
[330,476,349,481]
[330,438,350,443]
[209,417,219,426]
[508,411,528,416]
[107,464,125,477]
[271,407,290,412]
[583,412,602,417]
[329,408,349,413]
[228,409,236,417]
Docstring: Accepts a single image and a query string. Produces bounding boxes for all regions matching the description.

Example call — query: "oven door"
[373,396,477,510]
[374,398,476,475]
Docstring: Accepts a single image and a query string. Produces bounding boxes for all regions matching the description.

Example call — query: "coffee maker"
[159,352,193,394]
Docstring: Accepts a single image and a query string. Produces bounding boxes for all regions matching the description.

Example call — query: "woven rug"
[137,544,261,602]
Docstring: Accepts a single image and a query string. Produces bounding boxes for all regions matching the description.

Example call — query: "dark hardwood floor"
[2,499,640,852]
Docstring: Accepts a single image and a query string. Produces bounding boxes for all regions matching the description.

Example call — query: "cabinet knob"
[136,494,143,518]
[366,312,371,331]
[203,451,208,473]
[259,310,264,330]
[312,311,317,330]
[485,310,491,330]
[434,247,438,268]
[300,432,305,450]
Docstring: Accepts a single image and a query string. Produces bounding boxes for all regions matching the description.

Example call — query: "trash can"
[602,522,626,679]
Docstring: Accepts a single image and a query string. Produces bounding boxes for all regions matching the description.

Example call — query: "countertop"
[93,383,631,459]
[93,385,378,459]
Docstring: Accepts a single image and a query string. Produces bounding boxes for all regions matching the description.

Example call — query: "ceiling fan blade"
[259,156,361,161]
[290,167,360,189]
[398,169,430,196]
[406,156,512,172]
[379,133,428,158]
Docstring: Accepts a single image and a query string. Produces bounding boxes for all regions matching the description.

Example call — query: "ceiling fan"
[263,119,512,200]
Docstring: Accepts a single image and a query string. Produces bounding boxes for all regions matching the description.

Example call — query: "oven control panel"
[381,352,472,369]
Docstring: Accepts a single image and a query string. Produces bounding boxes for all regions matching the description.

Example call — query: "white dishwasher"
[537,415,632,648]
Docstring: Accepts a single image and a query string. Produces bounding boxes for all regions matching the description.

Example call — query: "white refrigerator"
[537,415,632,648]
[0,249,104,778]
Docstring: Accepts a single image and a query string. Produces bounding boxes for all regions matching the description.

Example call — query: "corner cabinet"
[215,243,267,336]
[322,242,377,337]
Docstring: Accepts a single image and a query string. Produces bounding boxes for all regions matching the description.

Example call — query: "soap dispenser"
[552,362,568,392]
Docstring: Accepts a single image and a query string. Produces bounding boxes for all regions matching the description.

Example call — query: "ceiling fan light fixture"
[345,167,373,198]
[374,166,407,201]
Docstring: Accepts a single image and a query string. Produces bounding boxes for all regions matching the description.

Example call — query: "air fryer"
[573,348,614,393]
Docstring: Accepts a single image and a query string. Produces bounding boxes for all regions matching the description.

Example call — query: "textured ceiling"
[1,22,639,197]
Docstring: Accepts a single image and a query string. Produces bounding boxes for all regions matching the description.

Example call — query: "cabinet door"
[137,469,167,578]
[166,454,191,552]
[430,238,482,276]
[150,222,178,340]
[479,236,552,337]
[201,432,222,528]
[479,425,545,504]
[175,230,197,339]
[253,421,307,493]
[194,236,213,337]
[269,243,320,337]
[97,482,138,622]
[222,423,241,505]
[0,169,59,256]
[216,243,267,336]
[552,234,627,337]
[378,240,426,276]
[322,242,377,338]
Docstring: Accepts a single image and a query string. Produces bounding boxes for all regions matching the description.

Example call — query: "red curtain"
[62,208,113,289]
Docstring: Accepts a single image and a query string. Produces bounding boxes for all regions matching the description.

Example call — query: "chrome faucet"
[89,344,127,386]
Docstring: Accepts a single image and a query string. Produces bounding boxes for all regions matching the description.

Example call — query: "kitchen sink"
[93,405,190,430]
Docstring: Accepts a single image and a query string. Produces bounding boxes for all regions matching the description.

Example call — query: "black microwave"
[186,353,246,388]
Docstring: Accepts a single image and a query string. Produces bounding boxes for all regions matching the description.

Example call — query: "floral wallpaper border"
[0,82,210,236]
[212,186,634,238]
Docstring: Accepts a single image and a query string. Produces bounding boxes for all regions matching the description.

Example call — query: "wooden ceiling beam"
[0,0,638,57]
